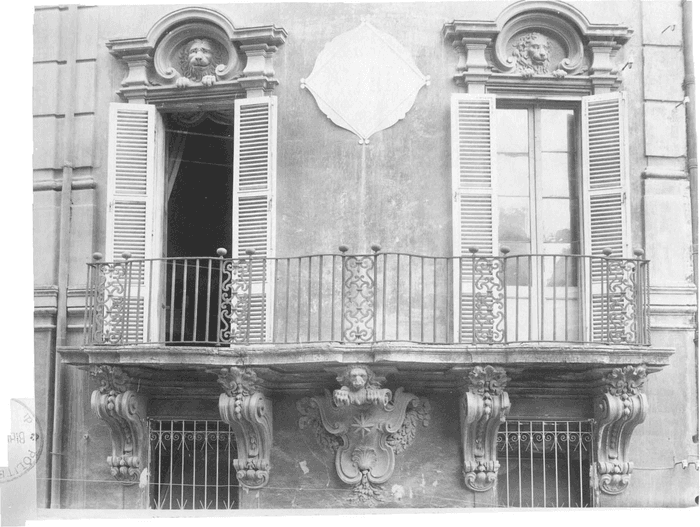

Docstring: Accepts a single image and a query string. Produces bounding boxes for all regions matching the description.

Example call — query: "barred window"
[148,420,239,510]
[496,420,593,507]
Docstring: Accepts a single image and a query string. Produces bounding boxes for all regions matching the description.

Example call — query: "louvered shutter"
[105,103,156,344]
[451,94,499,343]
[232,97,277,342]
[582,92,631,342]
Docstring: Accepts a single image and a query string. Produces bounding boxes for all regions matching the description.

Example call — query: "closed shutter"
[582,92,631,342]
[231,97,277,342]
[105,103,156,344]
[451,94,499,343]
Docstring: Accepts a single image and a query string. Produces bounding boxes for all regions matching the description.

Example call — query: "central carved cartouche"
[298,365,430,506]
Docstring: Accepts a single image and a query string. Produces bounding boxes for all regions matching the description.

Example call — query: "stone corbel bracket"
[594,365,648,495]
[90,365,147,485]
[106,7,287,103]
[297,365,430,506]
[216,366,273,489]
[460,365,510,492]
[442,0,632,94]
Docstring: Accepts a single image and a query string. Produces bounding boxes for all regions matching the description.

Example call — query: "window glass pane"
[498,154,530,196]
[540,109,573,152]
[496,108,529,153]
[499,196,531,243]
[540,152,571,198]
[541,198,572,244]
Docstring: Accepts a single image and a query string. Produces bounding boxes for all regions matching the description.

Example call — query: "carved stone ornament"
[216,367,273,489]
[442,0,632,94]
[106,7,287,104]
[297,365,430,506]
[460,365,510,492]
[594,365,648,496]
[301,21,429,145]
[90,365,147,485]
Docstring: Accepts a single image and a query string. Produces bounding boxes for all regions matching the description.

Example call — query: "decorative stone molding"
[443,0,632,95]
[297,365,430,506]
[90,365,147,485]
[460,365,510,492]
[594,365,648,495]
[301,21,429,145]
[216,367,273,489]
[106,7,287,104]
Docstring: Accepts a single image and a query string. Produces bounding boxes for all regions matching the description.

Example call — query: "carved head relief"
[509,30,567,78]
[176,37,224,87]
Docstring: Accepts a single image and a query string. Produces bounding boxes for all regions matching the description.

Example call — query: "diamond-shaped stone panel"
[301,22,429,144]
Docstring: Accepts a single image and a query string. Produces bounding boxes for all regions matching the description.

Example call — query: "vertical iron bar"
[180,421,185,508]
[529,421,534,506]
[421,257,425,342]
[296,257,302,343]
[458,257,464,344]
[192,420,197,509]
[169,420,173,509]
[203,421,208,509]
[285,259,291,343]
[515,257,520,341]
[554,421,559,507]
[193,260,200,341]
[396,254,401,340]
[83,265,91,344]
[157,420,163,509]
[205,260,212,343]
[123,260,132,343]
[566,421,571,507]
[578,422,583,506]
[503,254,508,342]
[147,260,154,343]
[445,258,451,343]
[540,256,544,341]
[382,253,387,340]
[227,424,231,508]
[318,255,323,341]
[471,256,475,344]
[408,255,413,341]
[180,260,188,342]
[528,255,532,341]
[215,421,220,509]
[307,256,312,342]
[505,420,510,506]
[216,257,224,344]
[273,259,280,343]
[432,258,437,343]
[261,258,267,343]
[564,256,569,342]
[372,252,378,343]
[517,420,522,507]
[553,255,557,341]
[330,256,336,341]
[541,421,546,506]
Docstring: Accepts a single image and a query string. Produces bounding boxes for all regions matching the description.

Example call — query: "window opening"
[495,102,583,341]
[148,419,239,510]
[164,115,233,343]
[496,419,593,507]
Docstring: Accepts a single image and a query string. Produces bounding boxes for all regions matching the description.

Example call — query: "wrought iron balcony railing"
[83,248,650,347]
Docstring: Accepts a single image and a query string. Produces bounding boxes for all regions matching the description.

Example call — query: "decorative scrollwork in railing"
[92,262,129,345]
[606,259,639,344]
[219,259,251,344]
[342,256,376,343]
[472,257,505,343]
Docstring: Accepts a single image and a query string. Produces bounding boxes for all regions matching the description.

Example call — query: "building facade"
[33,1,698,510]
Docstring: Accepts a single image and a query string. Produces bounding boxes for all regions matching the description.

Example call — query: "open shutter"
[582,92,631,342]
[104,103,156,344]
[451,94,499,343]
[231,96,277,342]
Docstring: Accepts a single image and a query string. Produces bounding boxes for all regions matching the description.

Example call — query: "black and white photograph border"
[5,0,700,526]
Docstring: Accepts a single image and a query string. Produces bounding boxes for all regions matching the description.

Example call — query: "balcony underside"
[60,341,672,394]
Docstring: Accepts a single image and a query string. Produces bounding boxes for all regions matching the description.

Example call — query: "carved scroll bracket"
[215,367,273,489]
[594,365,648,496]
[90,366,147,485]
[297,365,430,506]
[460,365,510,492]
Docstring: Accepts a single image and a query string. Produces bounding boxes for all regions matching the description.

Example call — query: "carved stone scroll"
[216,367,273,489]
[297,365,430,506]
[594,365,648,495]
[90,366,147,485]
[460,365,510,492]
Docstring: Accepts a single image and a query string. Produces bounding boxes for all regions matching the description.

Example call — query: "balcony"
[80,247,651,345]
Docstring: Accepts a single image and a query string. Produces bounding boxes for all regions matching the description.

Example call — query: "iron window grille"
[496,419,594,508]
[148,419,239,510]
